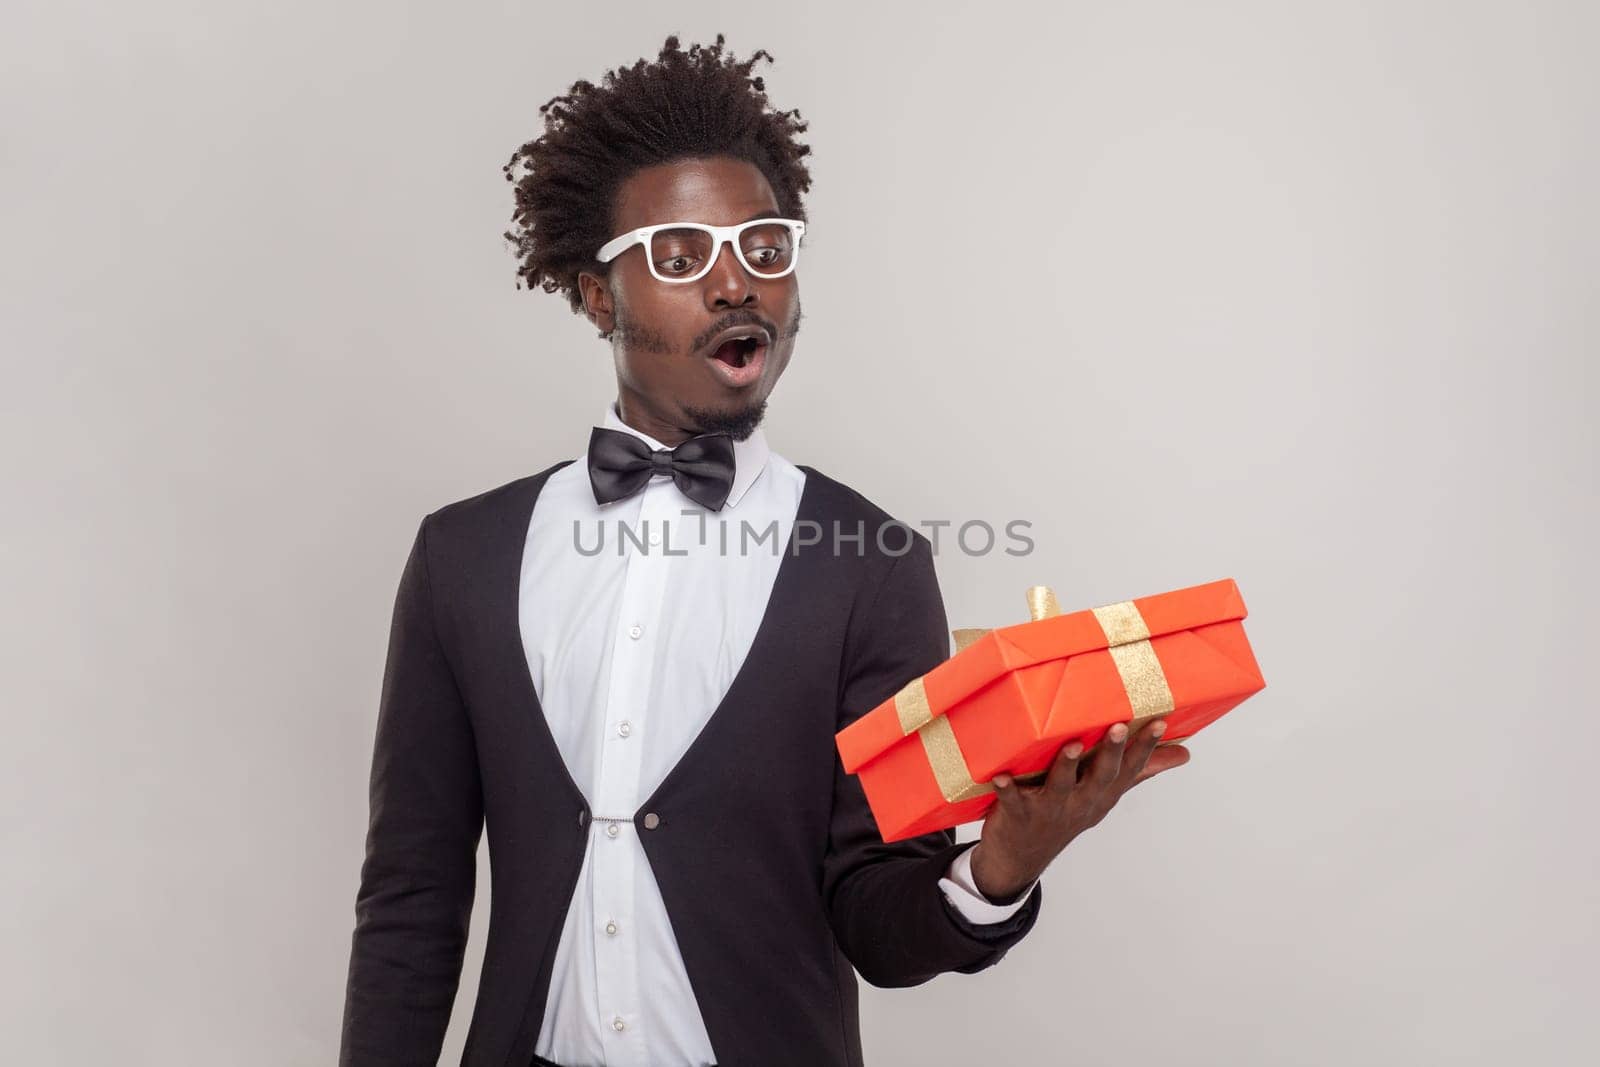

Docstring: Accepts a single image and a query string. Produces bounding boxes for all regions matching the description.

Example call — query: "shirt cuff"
[937,844,1038,925]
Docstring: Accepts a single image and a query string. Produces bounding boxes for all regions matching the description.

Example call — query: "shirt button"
[605,822,620,838]
[605,919,618,936]
[628,623,643,639]
[642,812,660,830]
[618,720,632,738]
[612,1016,626,1032]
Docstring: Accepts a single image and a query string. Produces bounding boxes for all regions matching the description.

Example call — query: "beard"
[681,397,768,442]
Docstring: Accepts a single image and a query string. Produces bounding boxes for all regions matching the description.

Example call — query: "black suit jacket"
[340,460,1043,1066]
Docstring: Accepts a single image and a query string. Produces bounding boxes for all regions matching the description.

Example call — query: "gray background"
[4,1,1595,1063]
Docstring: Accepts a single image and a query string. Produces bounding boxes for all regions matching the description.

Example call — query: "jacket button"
[642,812,660,830]
[577,810,588,828]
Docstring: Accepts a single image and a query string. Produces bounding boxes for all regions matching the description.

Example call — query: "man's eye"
[660,256,698,274]
[750,247,778,265]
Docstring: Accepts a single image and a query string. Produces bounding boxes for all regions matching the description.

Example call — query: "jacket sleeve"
[821,531,1042,988]
[340,515,484,1066]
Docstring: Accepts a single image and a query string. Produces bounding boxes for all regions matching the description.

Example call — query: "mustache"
[693,303,803,351]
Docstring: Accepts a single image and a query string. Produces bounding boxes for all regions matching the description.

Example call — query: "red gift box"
[836,579,1266,842]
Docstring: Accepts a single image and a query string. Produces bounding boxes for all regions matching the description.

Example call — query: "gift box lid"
[837,577,1249,774]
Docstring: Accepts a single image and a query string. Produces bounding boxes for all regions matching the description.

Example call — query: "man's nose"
[702,241,757,309]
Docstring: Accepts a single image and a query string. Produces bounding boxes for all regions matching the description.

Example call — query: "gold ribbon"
[893,675,934,733]
[891,585,1182,803]
[888,675,986,802]
[1090,600,1177,731]
[951,628,990,654]
[891,675,993,802]
[917,717,998,803]
[949,583,1056,653]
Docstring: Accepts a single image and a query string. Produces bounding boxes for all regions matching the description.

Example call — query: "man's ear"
[577,270,615,337]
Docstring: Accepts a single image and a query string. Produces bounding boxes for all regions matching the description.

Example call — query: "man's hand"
[967,718,1191,902]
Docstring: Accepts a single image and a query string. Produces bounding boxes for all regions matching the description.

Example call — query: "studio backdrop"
[3,1,1595,1064]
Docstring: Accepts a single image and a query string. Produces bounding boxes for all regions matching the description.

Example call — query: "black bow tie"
[587,426,737,512]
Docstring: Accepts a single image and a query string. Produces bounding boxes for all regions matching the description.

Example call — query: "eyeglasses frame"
[595,217,806,284]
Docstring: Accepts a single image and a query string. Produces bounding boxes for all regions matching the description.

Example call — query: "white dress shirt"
[523,401,1032,1065]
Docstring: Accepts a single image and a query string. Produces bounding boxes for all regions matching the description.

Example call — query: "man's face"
[577,156,801,445]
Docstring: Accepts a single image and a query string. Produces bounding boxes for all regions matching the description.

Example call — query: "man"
[339,34,1188,1067]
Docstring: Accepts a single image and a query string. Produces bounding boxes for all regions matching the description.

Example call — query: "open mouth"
[711,336,763,368]
[705,335,768,388]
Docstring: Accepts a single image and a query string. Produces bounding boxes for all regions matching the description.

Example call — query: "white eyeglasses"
[596,217,806,284]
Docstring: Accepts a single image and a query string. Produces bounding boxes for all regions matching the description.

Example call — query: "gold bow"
[892,586,1177,803]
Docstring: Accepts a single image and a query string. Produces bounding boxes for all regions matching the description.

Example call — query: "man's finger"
[1120,717,1166,783]
[1088,721,1129,789]
[988,769,1028,814]
[1129,744,1191,786]
[1043,739,1085,800]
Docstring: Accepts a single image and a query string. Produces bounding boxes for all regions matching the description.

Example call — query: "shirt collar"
[599,400,770,510]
